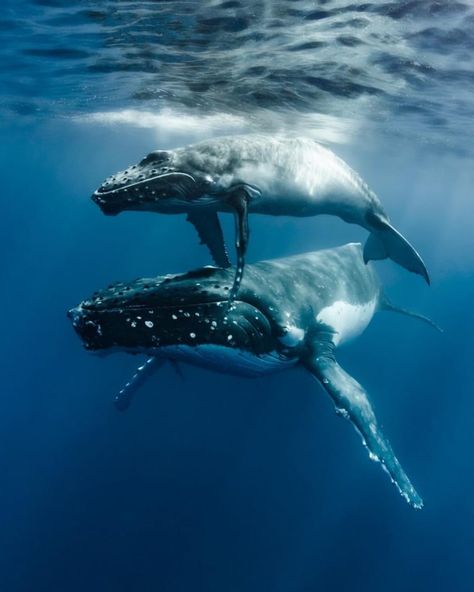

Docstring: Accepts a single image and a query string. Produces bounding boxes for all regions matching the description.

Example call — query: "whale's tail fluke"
[363,215,430,285]
[379,294,443,333]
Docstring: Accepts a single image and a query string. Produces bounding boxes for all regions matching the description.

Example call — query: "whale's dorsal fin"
[302,334,423,509]
[187,211,231,269]
[114,357,165,411]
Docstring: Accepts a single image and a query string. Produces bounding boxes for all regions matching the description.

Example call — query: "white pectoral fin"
[114,357,165,412]
[303,338,423,509]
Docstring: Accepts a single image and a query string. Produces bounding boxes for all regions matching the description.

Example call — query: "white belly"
[316,299,377,346]
[158,344,298,377]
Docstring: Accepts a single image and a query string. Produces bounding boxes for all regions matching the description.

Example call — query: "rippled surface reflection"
[2,0,474,152]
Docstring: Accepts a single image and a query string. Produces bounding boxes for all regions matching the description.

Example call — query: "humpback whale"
[68,244,439,508]
[92,135,430,301]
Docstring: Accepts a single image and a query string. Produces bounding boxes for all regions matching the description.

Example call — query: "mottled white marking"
[145,320,154,328]
[316,298,377,346]
[279,324,305,347]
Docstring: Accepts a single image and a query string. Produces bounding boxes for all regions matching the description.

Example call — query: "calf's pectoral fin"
[226,185,253,303]
[302,338,423,509]
[187,211,231,268]
[114,357,165,412]
[364,213,430,285]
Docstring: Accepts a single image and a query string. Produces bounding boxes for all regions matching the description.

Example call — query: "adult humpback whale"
[92,135,429,301]
[68,243,439,508]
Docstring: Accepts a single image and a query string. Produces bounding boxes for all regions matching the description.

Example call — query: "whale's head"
[92,149,222,215]
[68,267,278,359]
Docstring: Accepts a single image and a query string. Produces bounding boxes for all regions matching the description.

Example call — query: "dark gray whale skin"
[69,243,438,509]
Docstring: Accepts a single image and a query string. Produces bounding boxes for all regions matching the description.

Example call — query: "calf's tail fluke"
[363,215,430,285]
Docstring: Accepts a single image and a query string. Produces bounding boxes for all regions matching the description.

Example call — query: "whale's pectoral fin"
[303,337,423,509]
[187,211,231,268]
[226,186,253,303]
[364,213,430,285]
[169,358,186,380]
[114,357,165,412]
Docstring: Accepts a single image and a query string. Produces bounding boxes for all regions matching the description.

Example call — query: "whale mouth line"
[94,171,196,197]
[81,298,236,313]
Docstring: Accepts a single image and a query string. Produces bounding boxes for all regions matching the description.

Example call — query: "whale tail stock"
[363,213,430,285]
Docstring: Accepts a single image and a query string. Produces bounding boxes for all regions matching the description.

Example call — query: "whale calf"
[92,135,430,300]
[68,243,439,508]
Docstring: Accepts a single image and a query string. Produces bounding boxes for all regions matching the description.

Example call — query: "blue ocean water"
[1,1,474,591]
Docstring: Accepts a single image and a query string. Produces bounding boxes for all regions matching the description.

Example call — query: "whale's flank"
[92,135,431,292]
[69,244,436,509]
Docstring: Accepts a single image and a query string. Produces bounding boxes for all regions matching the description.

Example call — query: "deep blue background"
[1,119,473,592]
